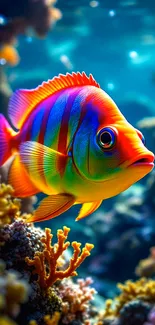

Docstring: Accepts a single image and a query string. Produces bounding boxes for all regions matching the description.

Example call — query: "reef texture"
[0,183,95,325]
[1,117,155,324]
[97,278,155,325]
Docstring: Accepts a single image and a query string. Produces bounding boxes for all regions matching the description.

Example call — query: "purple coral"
[0,220,45,270]
[144,307,155,325]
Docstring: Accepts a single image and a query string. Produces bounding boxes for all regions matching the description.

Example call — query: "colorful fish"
[0,72,154,222]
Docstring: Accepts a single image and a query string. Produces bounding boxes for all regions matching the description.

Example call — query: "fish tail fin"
[0,114,15,166]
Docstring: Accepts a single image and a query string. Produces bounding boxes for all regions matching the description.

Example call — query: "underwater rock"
[0,220,45,270]
[119,300,151,325]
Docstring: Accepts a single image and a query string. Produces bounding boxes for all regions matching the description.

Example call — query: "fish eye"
[97,127,116,149]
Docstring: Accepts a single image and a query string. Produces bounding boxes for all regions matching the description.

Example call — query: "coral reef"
[0,183,21,227]
[26,227,94,289]
[136,247,155,278]
[97,278,155,325]
[59,277,96,324]
[0,259,29,318]
[0,219,45,269]
[0,180,95,325]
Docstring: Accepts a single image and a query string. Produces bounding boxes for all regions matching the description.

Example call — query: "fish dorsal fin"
[8,72,100,129]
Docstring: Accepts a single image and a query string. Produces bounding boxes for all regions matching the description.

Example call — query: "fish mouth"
[128,153,154,168]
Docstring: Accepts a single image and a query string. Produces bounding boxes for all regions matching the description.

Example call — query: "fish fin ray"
[8,155,39,197]
[19,141,68,193]
[76,200,102,221]
[27,194,75,222]
[8,72,100,129]
[0,114,16,166]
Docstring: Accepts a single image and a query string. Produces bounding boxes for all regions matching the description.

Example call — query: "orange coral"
[26,226,94,289]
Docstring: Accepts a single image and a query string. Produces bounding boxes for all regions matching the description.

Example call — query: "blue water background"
[4,0,155,297]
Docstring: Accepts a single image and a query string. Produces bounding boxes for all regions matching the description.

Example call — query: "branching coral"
[0,182,95,324]
[97,278,155,325]
[0,183,21,227]
[59,277,96,324]
[26,227,94,289]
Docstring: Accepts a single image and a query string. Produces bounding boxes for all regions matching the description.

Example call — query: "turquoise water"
[1,0,155,301]
[6,1,155,121]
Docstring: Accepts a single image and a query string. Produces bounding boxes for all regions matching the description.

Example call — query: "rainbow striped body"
[0,72,154,222]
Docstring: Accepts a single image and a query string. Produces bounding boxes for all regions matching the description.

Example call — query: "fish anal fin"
[26,194,75,223]
[8,155,39,197]
[76,201,102,221]
[8,72,100,129]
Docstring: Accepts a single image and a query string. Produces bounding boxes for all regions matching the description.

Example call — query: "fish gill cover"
[1,0,155,325]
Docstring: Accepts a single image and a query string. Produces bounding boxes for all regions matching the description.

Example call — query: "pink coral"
[59,277,96,324]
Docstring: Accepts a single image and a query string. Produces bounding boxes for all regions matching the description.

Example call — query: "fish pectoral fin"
[27,193,75,223]
[19,141,68,188]
[76,201,102,221]
[8,155,39,197]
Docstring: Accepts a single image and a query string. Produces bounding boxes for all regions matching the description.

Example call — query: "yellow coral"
[0,183,21,227]
[44,312,61,325]
[0,316,17,325]
[26,226,94,289]
[135,247,155,277]
[100,278,155,320]
[29,312,61,325]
